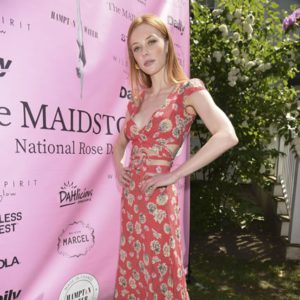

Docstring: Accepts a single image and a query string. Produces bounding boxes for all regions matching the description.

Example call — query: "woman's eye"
[133,47,140,53]
[148,39,157,45]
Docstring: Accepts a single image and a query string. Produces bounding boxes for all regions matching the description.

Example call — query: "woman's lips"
[143,59,155,67]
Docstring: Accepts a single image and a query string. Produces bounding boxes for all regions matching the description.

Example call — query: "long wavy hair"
[127,14,188,103]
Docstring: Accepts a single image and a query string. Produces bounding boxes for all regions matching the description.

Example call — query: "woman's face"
[130,24,168,77]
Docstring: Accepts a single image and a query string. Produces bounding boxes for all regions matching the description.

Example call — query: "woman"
[113,14,238,300]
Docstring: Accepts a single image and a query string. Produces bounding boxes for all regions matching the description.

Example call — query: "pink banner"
[0,0,190,299]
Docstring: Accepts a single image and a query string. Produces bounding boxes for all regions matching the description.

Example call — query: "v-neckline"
[131,83,181,132]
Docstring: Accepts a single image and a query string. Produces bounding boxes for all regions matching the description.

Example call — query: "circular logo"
[59,273,99,300]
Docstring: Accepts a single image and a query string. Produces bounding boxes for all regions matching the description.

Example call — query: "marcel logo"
[57,221,95,258]
[0,58,12,77]
[0,290,22,300]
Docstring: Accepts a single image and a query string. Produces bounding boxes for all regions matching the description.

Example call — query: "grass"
[187,182,300,300]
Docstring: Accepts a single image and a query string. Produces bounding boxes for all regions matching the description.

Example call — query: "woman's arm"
[113,113,131,186]
[141,88,238,192]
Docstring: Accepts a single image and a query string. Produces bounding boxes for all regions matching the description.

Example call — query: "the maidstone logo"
[59,181,93,208]
[0,58,12,77]
[0,290,22,300]
[59,273,99,300]
[57,221,95,258]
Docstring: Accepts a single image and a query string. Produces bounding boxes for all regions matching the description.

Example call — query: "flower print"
[154,111,164,118]
[119,276,127,288]
[121,234,126,246]
[134,240,142,253]
[126,221,134,233]
[175,228,181,240]
[126,261,133,270]
[153,209,167,223]
[156,193,168,206]
[165,290,174,300]
[150,240,161,254]
[160,283,168,295]
[130,125,138,135]
[145,120,153,131]
[177,267,183,278]
[172,127,180,138]
[155,166,162,173]
[133,204,139,214]
[120,249,127,262]
[139,213,146,224]
[138,260,145,272]
[169,236,176,249]
[159,119,172,132]
[163,243,171,257]
[127,193,134,205]
[129,277,137,289]
[128,294,136,300]
[134,222,141,235]
[158,263,168,277]
[147,202,157,214]
[140,134,147,141]
[132,269,140,280]
[164,223,171,234]
[167,276,173,287]
[152,228,162,239]
[172,103,178,110]
[143,253,150,265]
[152,256,161,264]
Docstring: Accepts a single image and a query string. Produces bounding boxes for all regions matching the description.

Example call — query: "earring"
[135,64,140,70]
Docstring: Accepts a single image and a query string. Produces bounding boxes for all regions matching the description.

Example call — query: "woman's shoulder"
[179,78,206,96]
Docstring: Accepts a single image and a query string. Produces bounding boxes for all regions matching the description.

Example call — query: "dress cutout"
[114,79,206,300]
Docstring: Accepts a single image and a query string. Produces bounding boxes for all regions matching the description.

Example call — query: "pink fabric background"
[0,1,190,299]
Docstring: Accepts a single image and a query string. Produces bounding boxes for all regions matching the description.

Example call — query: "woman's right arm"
[113,112,131,187]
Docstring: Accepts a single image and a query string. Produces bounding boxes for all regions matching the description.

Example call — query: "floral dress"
[114,79,206,300]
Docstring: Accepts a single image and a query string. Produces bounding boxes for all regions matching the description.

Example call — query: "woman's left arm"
[141,89,239,192]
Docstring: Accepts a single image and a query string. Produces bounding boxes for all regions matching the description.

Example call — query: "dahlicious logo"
[0,256,20,269]
[57,221,95,258]
[0,290,22,300]
[0,57,12,78]
[59,181,93,208]
[0,212,22,235]
[59,273,99,300]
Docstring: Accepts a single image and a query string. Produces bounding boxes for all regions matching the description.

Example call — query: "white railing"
[276,136,300,244]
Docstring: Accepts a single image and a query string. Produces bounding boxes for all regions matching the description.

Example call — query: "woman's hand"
[116,165,131,187]
[141,172,178,194]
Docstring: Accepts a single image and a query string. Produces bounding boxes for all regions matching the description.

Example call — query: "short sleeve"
[183,78,206,97]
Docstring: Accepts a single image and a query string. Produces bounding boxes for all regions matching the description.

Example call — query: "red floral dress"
[114,79,206,300]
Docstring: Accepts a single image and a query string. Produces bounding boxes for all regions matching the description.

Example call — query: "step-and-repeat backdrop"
[0,0,190,299]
